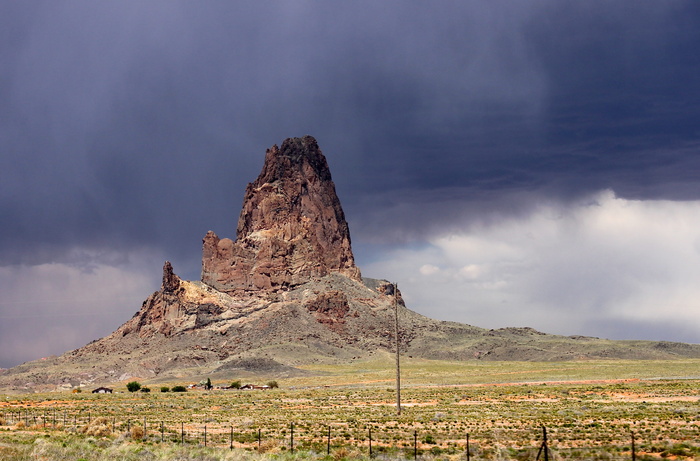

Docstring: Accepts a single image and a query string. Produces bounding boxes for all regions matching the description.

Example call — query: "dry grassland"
[1,358,699,460]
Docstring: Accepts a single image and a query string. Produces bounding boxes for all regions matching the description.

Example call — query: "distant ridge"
[2,136,699,393]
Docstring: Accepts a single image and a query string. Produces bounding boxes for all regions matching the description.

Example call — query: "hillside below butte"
[2,135,700,393]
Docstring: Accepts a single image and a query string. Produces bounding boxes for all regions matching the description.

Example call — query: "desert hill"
[2,136,699,392]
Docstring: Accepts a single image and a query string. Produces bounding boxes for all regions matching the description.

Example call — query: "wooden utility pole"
[394,282,401,415]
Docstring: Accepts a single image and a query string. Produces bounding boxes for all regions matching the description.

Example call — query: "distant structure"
[92,387,113,394]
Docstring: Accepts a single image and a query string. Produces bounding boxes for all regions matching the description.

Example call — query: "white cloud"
[361,190,700,343]
[419,264,440,276]
[0,249,163,368]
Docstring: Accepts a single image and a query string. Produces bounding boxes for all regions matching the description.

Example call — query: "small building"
[92,387,113,394]
[240,384,270,390]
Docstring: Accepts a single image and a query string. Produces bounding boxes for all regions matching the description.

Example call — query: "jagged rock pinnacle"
[162,261,180,293]
[202,136,361,294]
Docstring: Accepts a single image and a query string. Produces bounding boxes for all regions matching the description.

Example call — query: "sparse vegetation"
[81,416,112,437]
[130,425,145,440]
[1,359,699,460]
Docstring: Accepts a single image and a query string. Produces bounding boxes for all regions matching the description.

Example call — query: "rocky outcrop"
[162,261,180,292]
[306,290,355,334]
[202,136,361,294]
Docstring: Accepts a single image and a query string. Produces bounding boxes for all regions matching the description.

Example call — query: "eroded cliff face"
[201,136,361,294]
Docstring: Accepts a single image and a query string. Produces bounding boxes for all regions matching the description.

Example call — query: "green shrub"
[267,380,279,389]
[172,385,187,392]
[126,381,141,392]
[140,387,151,393]
[160,386,170,393]
[230,380,241,389]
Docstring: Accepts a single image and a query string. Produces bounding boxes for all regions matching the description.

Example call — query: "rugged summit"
[202,136,361,294]
[2,136,700,392]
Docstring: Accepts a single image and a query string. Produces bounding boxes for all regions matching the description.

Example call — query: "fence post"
[631,432,636,461]
[230,426,233,450]
[414,430,418,459]
[466,432,470,461]
[161,421,164,443]
[290,422,294,454]
[258,428,261,451]
[327,425,331,455]
[536,426,549,461]
[369,426,372,458]
[181,422,184,444]
[204,425,207,447]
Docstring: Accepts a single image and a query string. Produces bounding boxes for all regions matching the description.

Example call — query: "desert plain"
[1,356,699,460]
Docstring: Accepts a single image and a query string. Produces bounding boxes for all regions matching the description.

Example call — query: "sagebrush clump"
[130,425,145,440]
[81,416,112,437]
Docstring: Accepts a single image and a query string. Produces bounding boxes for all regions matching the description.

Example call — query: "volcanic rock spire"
[202,136,361,294]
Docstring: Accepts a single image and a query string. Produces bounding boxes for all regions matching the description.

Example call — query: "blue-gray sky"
[2,1,700,368]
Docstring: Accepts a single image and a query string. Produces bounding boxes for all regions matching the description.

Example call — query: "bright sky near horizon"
[2,1,700,368]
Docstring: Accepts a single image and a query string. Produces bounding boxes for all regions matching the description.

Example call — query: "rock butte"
[201,135,361,294]
[2,136,699,392]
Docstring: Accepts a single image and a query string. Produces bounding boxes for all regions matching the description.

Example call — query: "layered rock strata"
[202,136,361,294]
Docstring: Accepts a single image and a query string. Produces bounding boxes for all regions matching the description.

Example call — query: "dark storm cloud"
[2,1,700,367]
[4,1,698,264]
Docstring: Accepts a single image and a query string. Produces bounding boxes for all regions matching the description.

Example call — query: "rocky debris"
[202,136,361,294]
[362,278,406,307]
[306,291,351,331]
[305,291,347,315]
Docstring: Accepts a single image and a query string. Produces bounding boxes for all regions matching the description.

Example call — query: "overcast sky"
[2,1,700,368]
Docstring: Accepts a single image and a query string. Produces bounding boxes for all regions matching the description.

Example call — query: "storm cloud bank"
[2,1,700,367]
[363,191,700,344]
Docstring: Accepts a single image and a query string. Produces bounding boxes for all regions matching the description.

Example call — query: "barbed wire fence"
[2,407,695,460]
